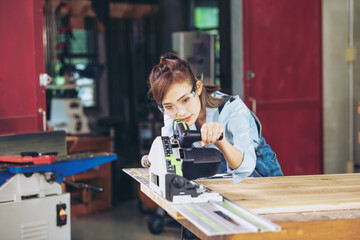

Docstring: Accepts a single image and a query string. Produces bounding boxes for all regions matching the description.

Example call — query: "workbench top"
[198,173,360,216]
[125,168,360,240]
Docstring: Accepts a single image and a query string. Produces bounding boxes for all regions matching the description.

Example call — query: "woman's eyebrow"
[163,93,189,105]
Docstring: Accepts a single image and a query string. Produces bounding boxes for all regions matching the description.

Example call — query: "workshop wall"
[322,0,360,174]
[354,2,360,172]
[47,0,359,174]
[39,0,360,204]
[0,0,46,134]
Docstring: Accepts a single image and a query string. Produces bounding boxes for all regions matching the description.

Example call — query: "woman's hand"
[200,122,243,170]
[199,122,225,147]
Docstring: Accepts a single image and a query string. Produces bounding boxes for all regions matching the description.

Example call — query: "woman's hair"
[147,52,224,109]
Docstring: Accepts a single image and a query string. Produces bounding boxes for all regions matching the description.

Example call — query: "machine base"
[0,193,71,240]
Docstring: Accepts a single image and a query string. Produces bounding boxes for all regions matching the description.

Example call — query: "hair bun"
[160,52,179,63]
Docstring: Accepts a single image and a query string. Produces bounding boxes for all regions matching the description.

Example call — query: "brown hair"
[147,52,224,109]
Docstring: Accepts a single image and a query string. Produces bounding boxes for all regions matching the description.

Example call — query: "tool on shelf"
[62,180,103,193]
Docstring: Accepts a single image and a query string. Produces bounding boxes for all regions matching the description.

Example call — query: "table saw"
[0,131,117,240]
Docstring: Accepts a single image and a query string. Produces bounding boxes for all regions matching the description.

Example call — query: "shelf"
[64,136,113,217]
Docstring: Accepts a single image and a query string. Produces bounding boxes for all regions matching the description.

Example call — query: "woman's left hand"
[199,122,225,147]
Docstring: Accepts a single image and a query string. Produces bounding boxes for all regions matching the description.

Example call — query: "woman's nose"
[176,106,187,116]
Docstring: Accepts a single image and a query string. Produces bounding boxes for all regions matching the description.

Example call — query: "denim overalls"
[218,97,283,177]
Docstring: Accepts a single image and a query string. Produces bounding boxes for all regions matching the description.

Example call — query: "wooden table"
[130,169,360,240]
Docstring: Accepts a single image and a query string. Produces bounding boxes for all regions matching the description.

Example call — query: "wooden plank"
[176,217,360,240]
[125,169,360,239]
[123,168,184,219]
[262,209,360,222]
[226,218,360,240]
[198,174,360,214]
[140,180,184,220]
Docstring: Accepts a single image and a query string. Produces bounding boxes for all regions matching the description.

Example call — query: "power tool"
[142,119,223,203]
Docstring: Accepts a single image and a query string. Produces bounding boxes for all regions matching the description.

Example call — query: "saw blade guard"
[181,148,221,180]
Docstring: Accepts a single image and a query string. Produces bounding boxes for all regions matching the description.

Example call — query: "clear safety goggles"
[158,83,196,116]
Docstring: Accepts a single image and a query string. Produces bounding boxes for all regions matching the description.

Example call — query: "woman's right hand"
[199,122,225,147]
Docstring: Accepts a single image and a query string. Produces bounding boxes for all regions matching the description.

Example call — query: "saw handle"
[174,119,223,148]
[178,130,202,148]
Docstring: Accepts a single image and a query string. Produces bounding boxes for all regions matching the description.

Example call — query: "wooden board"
[197,174,360,214]
[125,169,360,239]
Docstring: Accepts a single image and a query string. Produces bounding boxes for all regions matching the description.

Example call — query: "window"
[45,3,101,109]
[193,0,220,85]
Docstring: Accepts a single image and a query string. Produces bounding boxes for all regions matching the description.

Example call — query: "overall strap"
[249,110,262,139]
[218,95,262,140]
[218,96,235,114]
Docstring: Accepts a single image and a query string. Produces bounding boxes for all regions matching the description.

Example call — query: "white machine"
[49,98,90,134]
[0,173,70,240]
[0,150,117,240]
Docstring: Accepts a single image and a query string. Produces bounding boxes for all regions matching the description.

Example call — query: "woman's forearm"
[215,139,244,170]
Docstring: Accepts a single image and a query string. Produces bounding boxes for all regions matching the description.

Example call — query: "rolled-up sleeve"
[161,114,174,137]
[222,104,257,183]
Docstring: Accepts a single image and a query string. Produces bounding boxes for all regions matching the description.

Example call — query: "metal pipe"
[348,0,354,171]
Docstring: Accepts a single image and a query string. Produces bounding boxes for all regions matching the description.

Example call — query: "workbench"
[125,168,360,239]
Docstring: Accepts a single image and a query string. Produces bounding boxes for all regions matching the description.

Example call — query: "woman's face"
[161,81,202,126]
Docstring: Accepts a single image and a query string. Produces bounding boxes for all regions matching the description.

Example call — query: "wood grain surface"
[198,173,360,214]
[125,169,360,239]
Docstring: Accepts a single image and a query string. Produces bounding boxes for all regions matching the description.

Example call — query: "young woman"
[147,53,283,183]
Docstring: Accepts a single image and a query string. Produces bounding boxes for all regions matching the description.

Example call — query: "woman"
[147,53,283,183]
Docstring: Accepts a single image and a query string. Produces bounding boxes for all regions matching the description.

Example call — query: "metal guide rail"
[123,168,281,237]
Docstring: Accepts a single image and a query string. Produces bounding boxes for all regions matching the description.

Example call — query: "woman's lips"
[183,115,192,122]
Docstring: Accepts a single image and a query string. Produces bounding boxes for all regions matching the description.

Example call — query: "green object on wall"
[194,7,219,29]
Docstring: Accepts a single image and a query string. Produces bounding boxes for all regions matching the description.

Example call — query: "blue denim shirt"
[161,92,260,183]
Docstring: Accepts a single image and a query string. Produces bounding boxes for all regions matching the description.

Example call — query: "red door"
[243,0,323,175]
[0,0,46,135]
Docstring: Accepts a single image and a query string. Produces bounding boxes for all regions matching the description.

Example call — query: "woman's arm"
[199,122,244,169]
[215,138,243,170]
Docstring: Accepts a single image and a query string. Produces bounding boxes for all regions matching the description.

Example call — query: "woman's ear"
[196,80,203,95]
